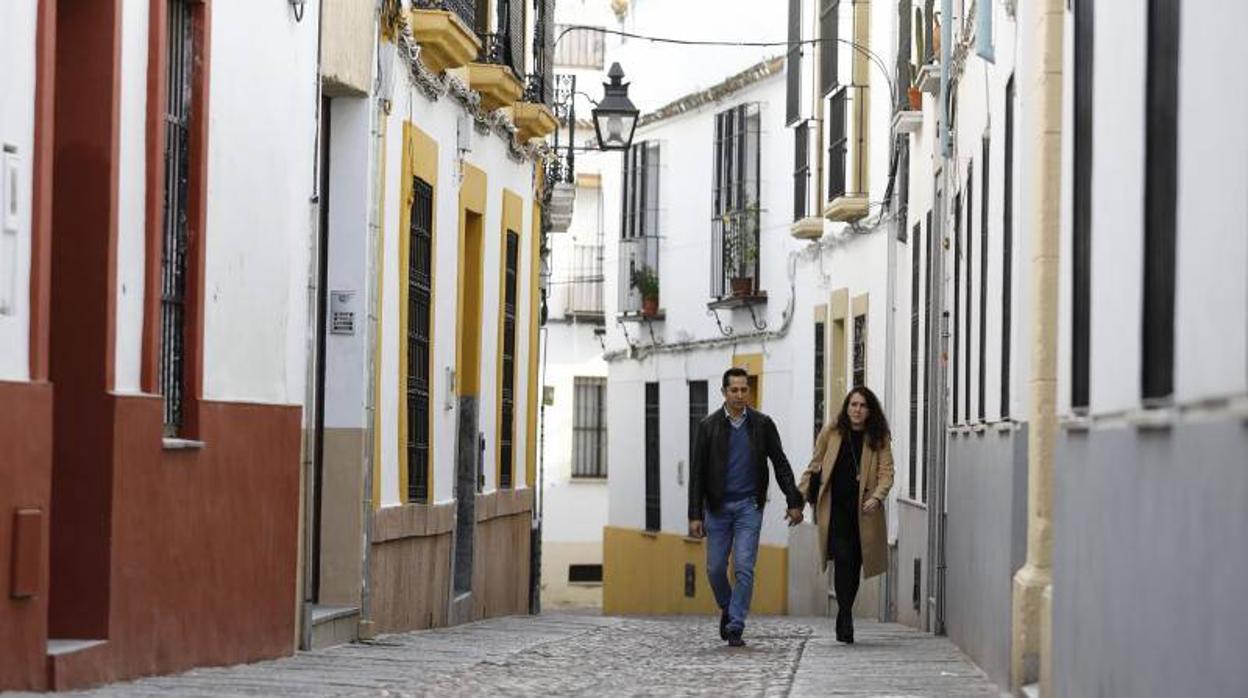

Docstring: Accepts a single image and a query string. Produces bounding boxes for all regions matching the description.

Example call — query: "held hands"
[785,508,804,526]
[688,519,705,539]
[862,496,881,514]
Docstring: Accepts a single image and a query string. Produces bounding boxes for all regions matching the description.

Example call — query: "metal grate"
[572,377,607,478]
[814,322,825,440]
[794,122,812,221]
[908,221,921,499]
[688,380,708,468]
[619,141,660,314]
[499,230,520,489]
[160,0,193,435]
[853,314,866,388]
[414,0,478,34]
[566,244,604,317]
[407,178,434,503]
[711,104,761,299]
[820,0,840,96]
[786,0,802,125]
[827,89,848,201]
[644,382,660,532]
[1001,77,1016,419]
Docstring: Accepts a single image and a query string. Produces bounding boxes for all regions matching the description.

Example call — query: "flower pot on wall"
[908,86,922,110]
[730,277,753,297]
[642,295,659,317]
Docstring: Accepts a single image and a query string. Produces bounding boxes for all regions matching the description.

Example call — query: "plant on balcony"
[630,265,660,317]
[722,203,760,297]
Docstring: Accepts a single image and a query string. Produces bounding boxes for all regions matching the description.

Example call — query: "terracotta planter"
[730,277,754,297]
[908,86,922,110]
[642,296,659,317]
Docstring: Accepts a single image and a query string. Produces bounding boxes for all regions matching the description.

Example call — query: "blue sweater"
[724,417,754,502]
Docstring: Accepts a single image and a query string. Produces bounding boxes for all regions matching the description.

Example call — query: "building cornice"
[637,56,784,130]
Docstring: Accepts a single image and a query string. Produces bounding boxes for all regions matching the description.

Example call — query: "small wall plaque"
[330,290,356,335]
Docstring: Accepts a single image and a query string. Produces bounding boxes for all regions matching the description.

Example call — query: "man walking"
[689,367,805,647]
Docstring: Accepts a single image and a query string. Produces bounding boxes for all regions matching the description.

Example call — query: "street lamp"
[591,63,639,151]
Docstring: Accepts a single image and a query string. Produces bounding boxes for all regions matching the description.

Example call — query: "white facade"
[0,0,38,381]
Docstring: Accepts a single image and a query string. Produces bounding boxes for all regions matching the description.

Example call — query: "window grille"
[688,380,708,468]
[786,0,802,125]
[908,220,921,499]
[619,141,661,314]
[572,377,607,478]
[499,230,520,488]
[814,322,826,440]
[554,23,605,68]
[160,0,194,436]
[644,382,660,531]
[794,122,812,221]
[852,314,866,388]
[1072,1,1093,410]
[827,89,848,201]
[566,244,604,317]
[711,104,761,299]
[1002,77,1016,419]
[407,178,434,502]
[979,138,990,421]
[820,0,840,96]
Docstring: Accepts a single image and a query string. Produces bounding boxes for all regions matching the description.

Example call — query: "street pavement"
[26,613,1003,697]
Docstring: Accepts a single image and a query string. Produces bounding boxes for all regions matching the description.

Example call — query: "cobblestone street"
[26,614,1002,697]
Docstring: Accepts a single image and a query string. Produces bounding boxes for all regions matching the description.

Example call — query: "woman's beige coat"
[797,424,895,579]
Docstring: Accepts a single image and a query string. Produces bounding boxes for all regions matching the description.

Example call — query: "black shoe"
[727,630,746,647]
[719,609,730,640]
[835,613,855,644]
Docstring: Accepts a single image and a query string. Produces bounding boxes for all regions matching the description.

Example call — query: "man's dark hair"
[722,367,750,389]
[834,386,892,450]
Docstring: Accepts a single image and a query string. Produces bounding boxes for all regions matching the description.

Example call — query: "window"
[645,382,661,531]
[499,229,520,489]
[1142,0,1178,401]
[819,0,840,96]
[908,220,921,499]
[568,564,603,584]
[794,121,812,221]
[407,177,434,502]
[814,322,826,439]
[688,380,708,467]
[827,89,848,201]
[1072,1,1093,411]
[852,313,866,387]
[979,138,990,421]
[572,377,607,478]
[786,0,803,125]
[566,244,604,318]
[619,141,660,314]
[952,191,961,425]
[554,23,605,68]
[1002,77,1015,419]
[160,0,194,436]
[711,104,762,298]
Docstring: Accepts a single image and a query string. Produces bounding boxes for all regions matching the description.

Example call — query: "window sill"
[617,310,665,322]
[706,292,768,310]
[567,581,604,587]
[163,438,205,451]
[569,476,608,484]
[639,530,660,538]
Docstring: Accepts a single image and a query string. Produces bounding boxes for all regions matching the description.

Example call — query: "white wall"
[113,0,150,394]
[374,51,541,507]
[0,0,37,382]
[201,0,320,405]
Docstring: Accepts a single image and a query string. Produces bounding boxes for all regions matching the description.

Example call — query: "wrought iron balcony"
[524,73,550,106]
[412,0,477,33]
[477,32,519,76]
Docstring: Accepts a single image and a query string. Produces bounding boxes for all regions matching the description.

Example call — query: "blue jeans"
[704,497,763,634]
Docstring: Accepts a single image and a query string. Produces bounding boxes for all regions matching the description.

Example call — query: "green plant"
[722,203,761,278]
[630,265,660,299]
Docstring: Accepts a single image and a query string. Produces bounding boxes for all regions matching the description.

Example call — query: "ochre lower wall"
[472,489,532,620]
[603,526,789,616]
[0,381,53,691]
[369,501,454,634]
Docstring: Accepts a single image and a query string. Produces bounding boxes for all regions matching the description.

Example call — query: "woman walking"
[799,386,895,643]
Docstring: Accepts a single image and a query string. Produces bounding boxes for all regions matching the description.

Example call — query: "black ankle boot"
[836,611,855,644]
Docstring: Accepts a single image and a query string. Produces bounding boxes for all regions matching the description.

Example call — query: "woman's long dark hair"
[834,386,891,450]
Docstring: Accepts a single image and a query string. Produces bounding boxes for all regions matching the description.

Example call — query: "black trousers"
[828,512,863,619]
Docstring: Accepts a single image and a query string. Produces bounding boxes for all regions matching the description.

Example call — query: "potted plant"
[631,265,660,317]
[907,63,922,110]
[724,204,760,297]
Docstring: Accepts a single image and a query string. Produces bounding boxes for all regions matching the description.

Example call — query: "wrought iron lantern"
[591,63,639,151]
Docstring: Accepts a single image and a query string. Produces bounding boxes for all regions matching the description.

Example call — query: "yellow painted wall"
[456,164,487,398]
[397,123,439,502]
[732,353,764,410]
[494,189,524,489]
[525,199,541,488]
[602,526,788,616]
[371,112,390,511]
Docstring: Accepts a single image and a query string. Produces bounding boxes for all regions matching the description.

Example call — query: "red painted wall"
[0,381,53,691]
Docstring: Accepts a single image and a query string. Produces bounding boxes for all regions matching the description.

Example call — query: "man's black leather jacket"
[688,406,804,521]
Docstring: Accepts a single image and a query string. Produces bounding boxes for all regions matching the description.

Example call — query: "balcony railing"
[525,73,550,106]
[618,236,659,315]
[413,0,477,33]
[477,32,523,78]
[711,206,761,300]
[565,244,604,318]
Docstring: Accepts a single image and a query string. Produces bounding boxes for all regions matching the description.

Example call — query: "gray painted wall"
[895,500,930,629]
[944,424,1029,690]
[1053,418,1248,697]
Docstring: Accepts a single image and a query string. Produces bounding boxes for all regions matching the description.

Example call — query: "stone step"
[304,605,359,651]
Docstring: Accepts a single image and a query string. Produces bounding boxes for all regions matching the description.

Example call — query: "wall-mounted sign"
[330,290,356,335]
